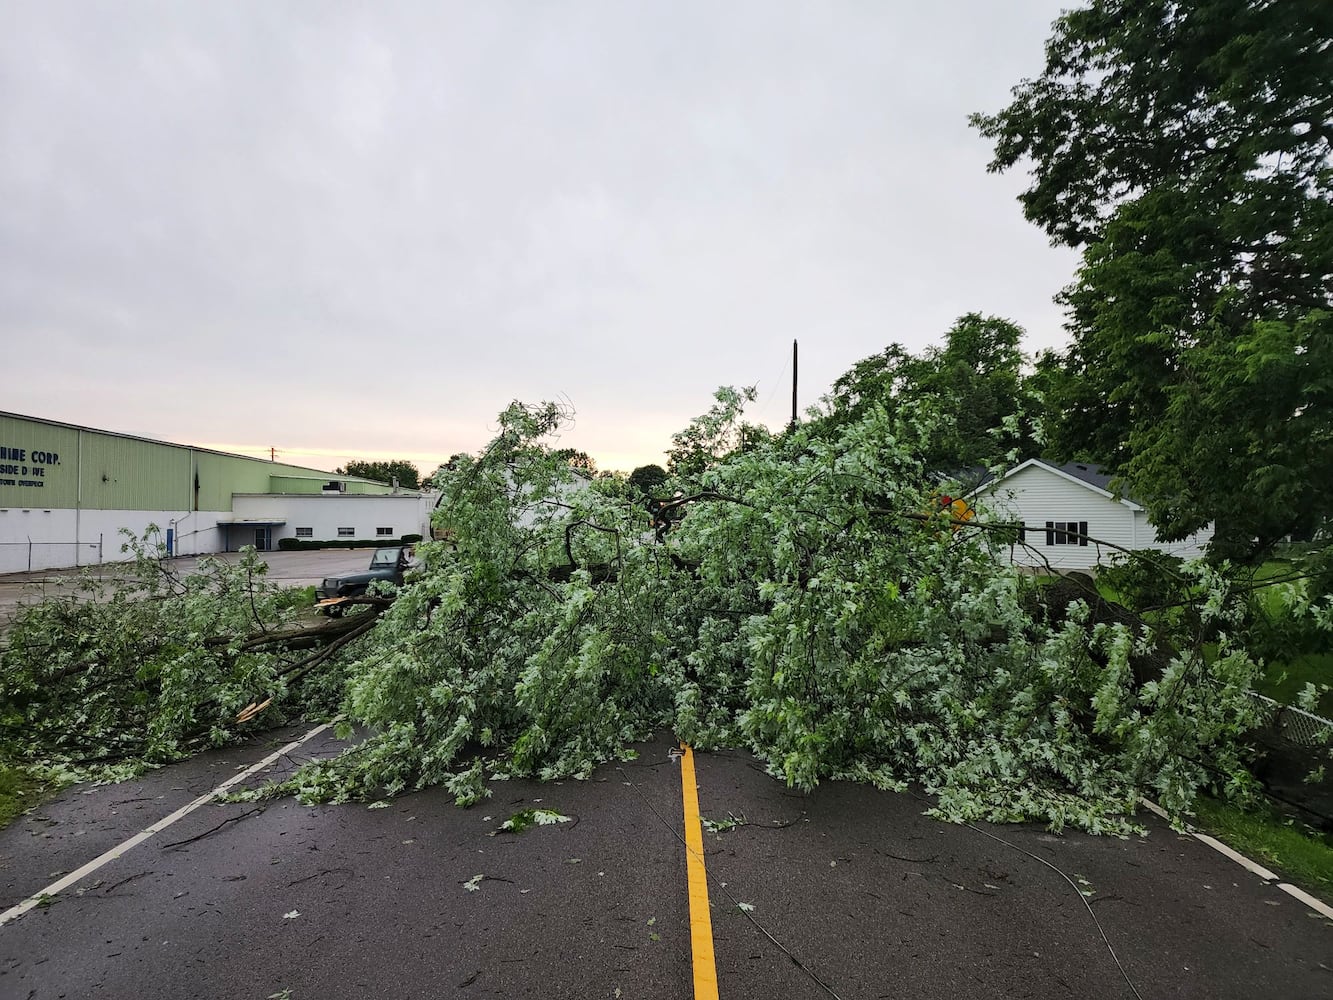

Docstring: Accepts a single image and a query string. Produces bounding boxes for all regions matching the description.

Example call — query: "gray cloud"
[2,0,1079,471]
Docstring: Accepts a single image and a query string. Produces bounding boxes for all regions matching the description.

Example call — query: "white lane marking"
[1138,798,1170,821]
[1192,833,1280,883]
[1276,883,1333,921]
[1144,796,1333,919]
[0,722,333,928]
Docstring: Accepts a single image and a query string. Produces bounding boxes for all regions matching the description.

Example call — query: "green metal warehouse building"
[0,411,433,574]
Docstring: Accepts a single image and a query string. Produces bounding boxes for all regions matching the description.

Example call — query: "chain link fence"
[1250,692,1333,747]
[1249,692,1333,829]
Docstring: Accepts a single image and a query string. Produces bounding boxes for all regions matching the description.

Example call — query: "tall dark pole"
[789,339,799,430]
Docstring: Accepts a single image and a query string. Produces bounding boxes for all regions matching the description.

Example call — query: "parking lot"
[0,548,378,627]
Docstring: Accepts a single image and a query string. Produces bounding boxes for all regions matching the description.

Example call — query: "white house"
[974,459,1213,572]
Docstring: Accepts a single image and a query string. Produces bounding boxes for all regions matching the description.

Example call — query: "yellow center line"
[680,742,720,1000]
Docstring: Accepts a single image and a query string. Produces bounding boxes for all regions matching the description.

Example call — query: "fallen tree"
[255,395,1306,833]
[5,394,1326,834]
[0,538,385,769]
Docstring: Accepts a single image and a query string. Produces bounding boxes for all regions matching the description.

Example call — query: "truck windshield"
[369,549,402,568]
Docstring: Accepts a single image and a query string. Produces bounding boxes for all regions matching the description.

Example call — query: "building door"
[254,527,269,551]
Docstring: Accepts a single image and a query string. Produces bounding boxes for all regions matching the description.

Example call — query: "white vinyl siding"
[1133,510,1214,560]
[978,461,1212,571]
[979,464,1136,571]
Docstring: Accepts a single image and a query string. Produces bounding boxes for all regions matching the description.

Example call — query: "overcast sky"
[2,1,1080,475]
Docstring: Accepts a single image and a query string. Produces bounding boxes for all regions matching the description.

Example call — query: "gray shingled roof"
[1052,460,1115,492]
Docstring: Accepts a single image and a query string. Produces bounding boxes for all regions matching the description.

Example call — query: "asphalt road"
[0,549,377,627]
[1,731,1330,1000]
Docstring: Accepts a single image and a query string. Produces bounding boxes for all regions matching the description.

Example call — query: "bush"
[276,536,420,551]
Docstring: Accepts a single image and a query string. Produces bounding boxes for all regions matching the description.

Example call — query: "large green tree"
[336,459,422,490]
[552,448,597,475]
[822,314,1043,474]
[627,463,669,496]
[972,0,1333,558]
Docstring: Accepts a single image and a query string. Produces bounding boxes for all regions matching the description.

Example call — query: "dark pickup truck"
[316,545,413,614]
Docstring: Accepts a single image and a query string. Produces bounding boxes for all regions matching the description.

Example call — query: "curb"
[1142,798,1333,922]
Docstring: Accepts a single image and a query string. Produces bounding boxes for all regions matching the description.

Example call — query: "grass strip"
[1192,795,1333,898]
[0,762,48,829]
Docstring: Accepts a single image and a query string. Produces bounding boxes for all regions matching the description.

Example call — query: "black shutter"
[1079,521,1088,547]
[1045,521,1054,546]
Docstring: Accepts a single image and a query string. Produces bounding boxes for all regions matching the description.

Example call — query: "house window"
[337,527,355,537]
[295,527,313,538]
[1045,521,1089,546]
[376,526,394,536]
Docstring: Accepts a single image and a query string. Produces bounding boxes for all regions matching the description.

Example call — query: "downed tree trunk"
[2,594,394,766]
[1024,572,1178,688]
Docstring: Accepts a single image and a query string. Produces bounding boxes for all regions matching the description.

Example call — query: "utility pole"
[789,339,799,430]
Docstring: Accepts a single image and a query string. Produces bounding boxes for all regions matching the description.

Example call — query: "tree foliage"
[0,532,357,769]
[820,313,1043,474]
[972,0,1333,558]
[336,459,422,490]
[627,463,669,496]
[552,448,597,475]
[260,396,1296,832]
[666,386,770,476]
[7,395,1326,834]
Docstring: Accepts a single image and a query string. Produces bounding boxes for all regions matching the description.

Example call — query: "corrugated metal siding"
[978,465,1136,570]
[266,475,405,495]
[80,431,194,510]
[269,475,342,494]
[0,414,80,508]
[1,413,402,513]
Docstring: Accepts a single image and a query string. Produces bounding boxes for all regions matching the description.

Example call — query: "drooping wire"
[622,751,1145,1000]
[754,349,793,424]
[902,786,1147,1000]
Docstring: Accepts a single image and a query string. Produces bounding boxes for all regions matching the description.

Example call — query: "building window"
[1045,521,1089,546]
[376,526,394,536]
[337,527,355,537]
[295,527,313,538]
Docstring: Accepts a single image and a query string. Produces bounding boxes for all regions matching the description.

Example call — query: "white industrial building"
[0,410,437,575]
[227,492,436,552]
